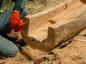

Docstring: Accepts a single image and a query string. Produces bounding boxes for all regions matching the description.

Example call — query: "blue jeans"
[0,35,19,57]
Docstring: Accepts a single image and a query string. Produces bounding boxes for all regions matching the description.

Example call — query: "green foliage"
[0,0,14,12]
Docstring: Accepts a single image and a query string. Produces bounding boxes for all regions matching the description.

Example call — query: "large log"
[27,3,86,51]
[19,0,86,61]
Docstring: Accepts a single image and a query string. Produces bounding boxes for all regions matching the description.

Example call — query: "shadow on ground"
[80,0,86,4]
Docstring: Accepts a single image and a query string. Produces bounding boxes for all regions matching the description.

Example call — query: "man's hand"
[10,10,25,32]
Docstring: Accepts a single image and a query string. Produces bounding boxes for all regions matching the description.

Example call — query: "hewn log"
[26,5,86,51]
[19,0,86,61]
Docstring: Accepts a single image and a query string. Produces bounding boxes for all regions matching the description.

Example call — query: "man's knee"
[0,35,19,57]
[0,45,19,57]
[7,46,19,57]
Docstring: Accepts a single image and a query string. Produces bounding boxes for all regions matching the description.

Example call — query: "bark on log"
[46,17,86,50]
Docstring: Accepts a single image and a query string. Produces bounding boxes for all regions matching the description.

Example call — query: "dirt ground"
[52,29,86,64]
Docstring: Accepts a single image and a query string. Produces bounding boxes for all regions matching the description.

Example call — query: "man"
[0,0,28,57]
